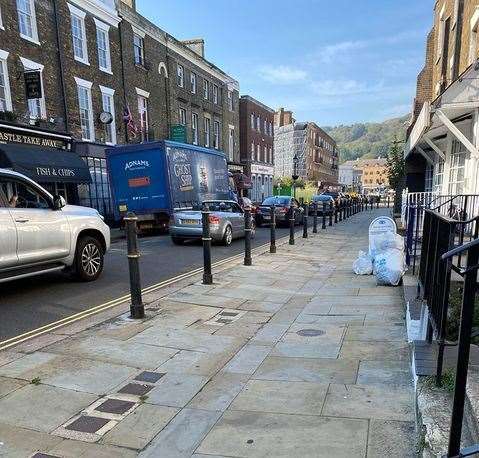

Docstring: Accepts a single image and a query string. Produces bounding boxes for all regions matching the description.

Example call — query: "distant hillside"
[323,115,409,163]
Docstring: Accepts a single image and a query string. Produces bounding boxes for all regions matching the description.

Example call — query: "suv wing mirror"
[53,195,66,210]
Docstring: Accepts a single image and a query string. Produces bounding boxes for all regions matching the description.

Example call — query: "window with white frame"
[204,116,210,147]
[177,64,184,87]
[0,5,4,30]
[251,141,254,158]
[190,72,196,94]
[256,116,260,131]
[250,113,255,129]
[95,20,111,73]
[21,57,46,121]
[137,94,149,142]
[68,4,88,64]
[448,140,467,194]
[425,164,433,192]
[213,85,218,104]
[213,120,220,149]
[469,9,479,65]
[434,161,445,193]
[133,33,144,66]
[228,90,233,111]
[16,0,39,43]
[192,113,198,145]
[436,5,446,63]
[203,79,209,100]
[179,107,187,125]
[100,86,116,145]
[0,51,12,112]
[256,144,260,162]
[75,78,94,141]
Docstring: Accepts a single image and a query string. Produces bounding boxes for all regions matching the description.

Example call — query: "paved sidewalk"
[0,209,417,458]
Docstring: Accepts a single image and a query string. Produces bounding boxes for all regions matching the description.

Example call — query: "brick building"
[0,0,240,221]
[239,95,274,201]
[406,0,479,196]
[274,109,339,185]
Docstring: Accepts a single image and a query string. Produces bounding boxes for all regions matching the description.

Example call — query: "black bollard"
[124,212,144,319]
[313,201,318,233]
[244,207,252,266]
[303,203,309,238]
[322,202,327,229]
[334,203,338,223]
[202,205,213,284]
[339,202,343,222]
[329,202,333,226]
[289,206,295,245]
[370,198,374,211]
[270,205,276,253]
[387,196,390,208]
[376,198,379,209]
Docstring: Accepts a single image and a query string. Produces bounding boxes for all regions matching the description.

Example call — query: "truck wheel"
[223,226,233,246]
[73,236,104,282]
[172,237,184,245]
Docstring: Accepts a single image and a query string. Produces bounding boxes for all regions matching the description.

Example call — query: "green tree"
[387,136,406,213]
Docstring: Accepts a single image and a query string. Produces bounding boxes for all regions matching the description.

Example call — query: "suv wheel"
[223,225,233,246]
[74,236,104,282]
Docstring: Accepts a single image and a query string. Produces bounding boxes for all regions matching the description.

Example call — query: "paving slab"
[222,344,271,375]
[0,384,96,432]
[0,422,64,458]
[47,439,138,457]
[253,356,358,384]
[322,384,415,421]
[0,352,58,379]
[139,408,222,458]
[188,373,249,411]
[230,379,328,416]
[339,340,411,361]
[0,377,28,399]
[101,404,178,450]
[147,372,209,407]
[367,419,418,458]
[197,410,368,458]
[357,360,413,388]
[344,324,407,341]
[249,324,290,345]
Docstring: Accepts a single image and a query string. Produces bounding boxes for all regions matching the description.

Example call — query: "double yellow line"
[0,236,290,351]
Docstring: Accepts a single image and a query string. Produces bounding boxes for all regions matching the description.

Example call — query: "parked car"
[309,195,335,215]
[0,169,110,283]
[170,200,255,246]
[256,196,304,227]
[320,190,344,208]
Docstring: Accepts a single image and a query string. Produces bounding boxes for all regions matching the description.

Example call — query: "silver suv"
[0,169,110,283]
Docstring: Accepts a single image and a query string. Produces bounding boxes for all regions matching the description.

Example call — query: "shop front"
[250,163,274,203]
[0,122,91,203]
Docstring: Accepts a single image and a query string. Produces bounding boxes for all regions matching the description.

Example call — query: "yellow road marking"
[0,234,294,351]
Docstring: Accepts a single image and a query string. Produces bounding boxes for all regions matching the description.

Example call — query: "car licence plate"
[182,219,198,225]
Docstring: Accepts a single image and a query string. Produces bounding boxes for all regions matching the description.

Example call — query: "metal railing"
[418,210,479,390]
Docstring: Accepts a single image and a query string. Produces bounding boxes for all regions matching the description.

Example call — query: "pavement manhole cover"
[118,383,153,396]
[297,329,325,337]
[95,399,135,415]
[220,312,238,317]
[66,415,110,434]
[135,371,165,383]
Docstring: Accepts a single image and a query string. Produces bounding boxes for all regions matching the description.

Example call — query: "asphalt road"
[0,226,291,341]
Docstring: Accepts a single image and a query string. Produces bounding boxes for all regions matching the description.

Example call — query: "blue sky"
[137,0,435,127]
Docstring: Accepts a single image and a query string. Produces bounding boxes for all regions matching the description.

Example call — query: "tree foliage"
[386,136,405,188]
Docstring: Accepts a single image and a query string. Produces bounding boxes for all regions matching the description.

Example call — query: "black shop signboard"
[24,71,42,100]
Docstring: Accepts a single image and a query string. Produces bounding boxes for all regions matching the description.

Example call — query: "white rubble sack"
[369,231,404,258]
[353,251,373,275]
[373,248,406,286]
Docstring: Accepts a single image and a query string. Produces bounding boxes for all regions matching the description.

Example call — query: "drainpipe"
[52,0,69,133]
[118,19,129,144]
[165,35,171,138]
[452,0,464,81]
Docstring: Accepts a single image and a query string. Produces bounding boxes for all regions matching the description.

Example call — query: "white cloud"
[316,40,368,64]
[257,65,308,84]
[310,79,384,97]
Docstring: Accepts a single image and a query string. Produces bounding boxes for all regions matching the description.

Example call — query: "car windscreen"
[312,195,331,202]
[262,197,290,206]
[204,201,235,212]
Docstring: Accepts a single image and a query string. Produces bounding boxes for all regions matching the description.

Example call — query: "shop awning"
[0,143,91,183]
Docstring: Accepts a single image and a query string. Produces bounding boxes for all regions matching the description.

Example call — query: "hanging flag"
[123,105,138,138]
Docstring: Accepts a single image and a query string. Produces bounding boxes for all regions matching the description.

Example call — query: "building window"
[256,144,260,162]
[425,165,433,192]
[250,113,255,129]
[100,86,116,145]
[177,64,184,87]
[213,120,220,149]
[469,11,479,65]
[434,161,445,193]
[133,33,144,66]
[95,20,111,73]
[192,113,198,145]
[448,140,466,194]
[0,5,4,30]
[228,126,234,157]
[204,117,210,147]
[179,107,187,125]
[190,72,196,94]
[16,0,39,44]
[68,4,88,65]
[251,141,255,157]
[0,52,12,112]
[228,90,234,111]
[213,85,218,104]
[137,94,149,142]
[21,57,46,121]
[203,80,209,100]
[75,77,94,141]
